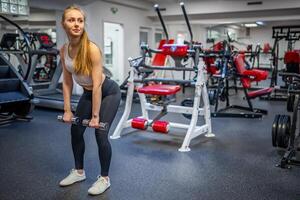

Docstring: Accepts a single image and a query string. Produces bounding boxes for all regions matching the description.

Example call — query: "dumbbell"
[57,115,81,124]
[82,119,109,131]
[57,115,109,131]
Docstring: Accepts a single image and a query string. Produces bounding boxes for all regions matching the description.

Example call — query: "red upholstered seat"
[234,53,273,98]
[248,87,273,99]
[234,54,269,88]
[137,84,181,95]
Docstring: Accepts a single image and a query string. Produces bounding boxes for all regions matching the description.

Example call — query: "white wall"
[166,24,206,45]
[83,1,152,79]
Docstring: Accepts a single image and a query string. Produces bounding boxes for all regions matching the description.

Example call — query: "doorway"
[103,22,124,84]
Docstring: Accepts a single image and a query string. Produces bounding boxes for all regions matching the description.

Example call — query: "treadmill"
[26,33,80,111]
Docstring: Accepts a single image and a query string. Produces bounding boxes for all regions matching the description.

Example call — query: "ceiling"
[2,0,299,29]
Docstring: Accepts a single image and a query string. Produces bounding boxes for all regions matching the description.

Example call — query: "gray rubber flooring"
[0,91,299,200]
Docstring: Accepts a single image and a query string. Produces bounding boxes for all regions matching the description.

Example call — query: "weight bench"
[233,53,273,116]
[110,45,214,152]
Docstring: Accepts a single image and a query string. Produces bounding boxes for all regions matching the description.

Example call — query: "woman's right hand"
[63,111,73,123]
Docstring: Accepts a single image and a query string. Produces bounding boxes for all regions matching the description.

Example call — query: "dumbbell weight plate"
[181,98,194,119]
[272,114,281,147]
[276,115,291,148]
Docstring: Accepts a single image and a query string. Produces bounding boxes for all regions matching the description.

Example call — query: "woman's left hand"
[89,117,100,128]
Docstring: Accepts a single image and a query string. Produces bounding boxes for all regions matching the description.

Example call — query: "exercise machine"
[110,2,214,152]
[262,25,300,101]
[0,14,34,125]
[272,72,300,168]
[24,33,80,111]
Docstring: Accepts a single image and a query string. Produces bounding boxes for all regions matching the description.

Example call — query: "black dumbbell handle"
[82,119,109,131]
[57,115,80,124]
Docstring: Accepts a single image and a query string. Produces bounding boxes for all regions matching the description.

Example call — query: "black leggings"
[71,77,121,176]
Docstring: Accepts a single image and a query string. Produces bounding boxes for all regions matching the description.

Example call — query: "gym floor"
[0,90,299,200]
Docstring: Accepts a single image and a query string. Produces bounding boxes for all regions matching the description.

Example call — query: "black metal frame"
[274,73,300,168]
[0,112,33,126]
[262,25,300,101]
[211,76,267,119]
[210,46,269,118]
[0,14,32,81]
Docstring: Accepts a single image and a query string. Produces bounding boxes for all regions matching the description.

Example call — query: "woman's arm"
[60,46,74,116]
[90,43,103,127]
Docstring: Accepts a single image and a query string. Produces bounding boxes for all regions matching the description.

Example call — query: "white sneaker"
[88,176,111,195]
[59,169,86,187]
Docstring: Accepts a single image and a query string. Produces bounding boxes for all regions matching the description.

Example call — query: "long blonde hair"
[62,5,92,76]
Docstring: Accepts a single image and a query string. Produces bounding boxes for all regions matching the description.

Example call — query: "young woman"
[58,5,121,195]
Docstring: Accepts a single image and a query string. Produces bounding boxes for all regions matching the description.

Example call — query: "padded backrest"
[263,43,271,53]
[284,51,300,64]
[161,43,188,57]
[284,51,300,73]
[213,41,224,51]
[234,54,251,88]
[152,39,174,66]
[235,54,247,74]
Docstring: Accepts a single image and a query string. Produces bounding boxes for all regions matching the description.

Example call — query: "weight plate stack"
[272,114,281,147]
[274,115,291,148]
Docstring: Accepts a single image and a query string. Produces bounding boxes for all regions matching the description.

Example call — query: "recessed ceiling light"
[244,23,258,27]
[256,21,265,25]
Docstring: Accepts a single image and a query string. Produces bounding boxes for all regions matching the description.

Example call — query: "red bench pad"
[248,87,273,99]
[161,44,188,57]
[137,84,181,95]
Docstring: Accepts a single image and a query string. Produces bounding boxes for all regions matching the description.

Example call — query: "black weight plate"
[277,115,290,148]
[181,98,194,119]
[272,114,281,147]
[275,115,284,148]
[284,116,291,147]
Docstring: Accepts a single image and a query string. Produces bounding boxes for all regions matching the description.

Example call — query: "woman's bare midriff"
[83,74,106,91]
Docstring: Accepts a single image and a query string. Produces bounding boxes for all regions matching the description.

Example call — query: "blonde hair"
[62,5,92,76]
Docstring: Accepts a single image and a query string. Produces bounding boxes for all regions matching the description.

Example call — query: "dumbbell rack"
[272,72,300,168]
